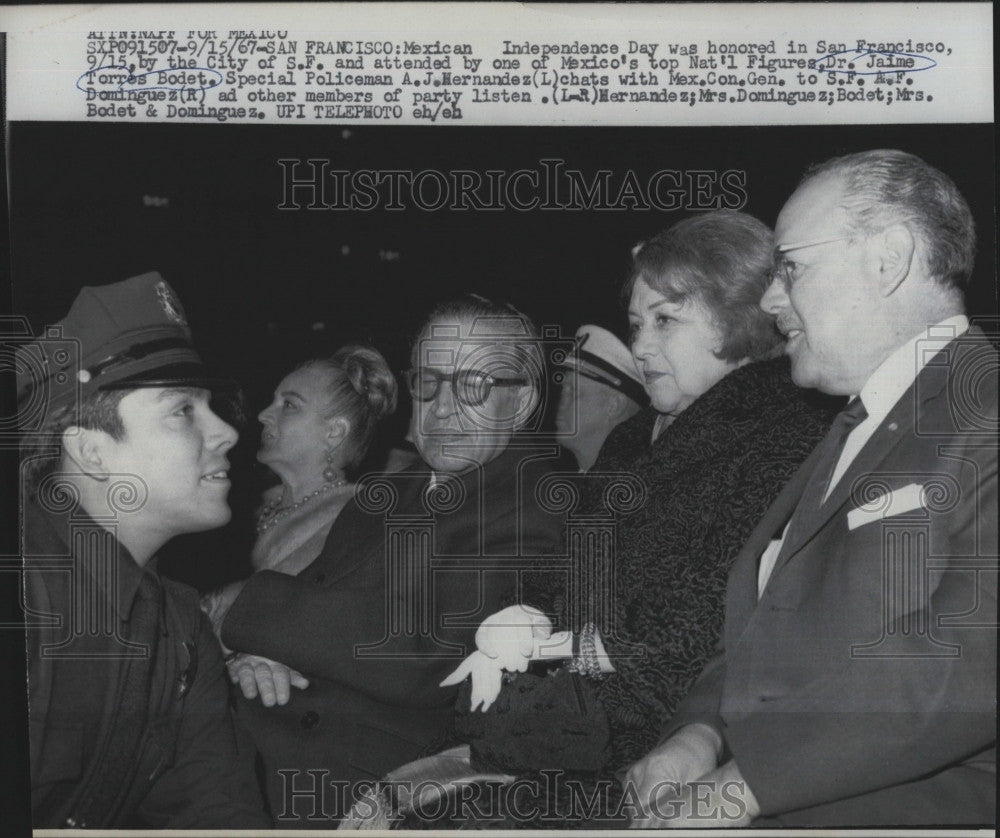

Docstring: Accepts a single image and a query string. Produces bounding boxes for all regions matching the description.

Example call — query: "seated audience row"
[19,148,995,830]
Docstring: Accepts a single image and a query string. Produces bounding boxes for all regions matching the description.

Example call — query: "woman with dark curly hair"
[426,210,840,827]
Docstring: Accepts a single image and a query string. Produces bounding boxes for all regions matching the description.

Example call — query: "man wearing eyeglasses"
[406,296,543,475]
[627,149,996,827]
[219,294,565,824]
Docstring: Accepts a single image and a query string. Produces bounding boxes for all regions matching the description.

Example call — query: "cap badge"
[156,281,186,325]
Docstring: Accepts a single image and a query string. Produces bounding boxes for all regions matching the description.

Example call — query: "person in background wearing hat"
[17,273,269,829]
[554,324,646,472]
[441,211,838,824]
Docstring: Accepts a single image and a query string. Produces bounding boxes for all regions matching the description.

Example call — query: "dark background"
[0,119,996,838]
[7,121,996,591]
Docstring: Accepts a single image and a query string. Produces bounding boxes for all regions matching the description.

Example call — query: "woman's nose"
[631,327,652,360]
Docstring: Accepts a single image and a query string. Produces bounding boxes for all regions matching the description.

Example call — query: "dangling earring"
[323,449,340,483]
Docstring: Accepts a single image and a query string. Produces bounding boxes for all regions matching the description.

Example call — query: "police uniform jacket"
[25,499,269,829]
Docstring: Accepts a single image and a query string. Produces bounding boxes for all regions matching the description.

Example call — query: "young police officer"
[18,273,268,828]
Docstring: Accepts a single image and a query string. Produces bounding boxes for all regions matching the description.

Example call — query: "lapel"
[726,442,822,631]
[769,335,956,578]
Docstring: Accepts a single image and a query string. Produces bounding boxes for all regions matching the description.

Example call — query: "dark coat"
[665,329,997,826]
[24,501,269,829]
[222,443,566,825]
[526,357,839,770]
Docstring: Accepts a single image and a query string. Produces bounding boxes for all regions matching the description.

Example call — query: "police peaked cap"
[16,272,230,414]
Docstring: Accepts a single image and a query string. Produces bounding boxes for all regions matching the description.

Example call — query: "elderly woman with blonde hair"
[202,344,397,701]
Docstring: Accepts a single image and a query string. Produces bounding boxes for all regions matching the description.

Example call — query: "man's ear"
[876,224,916,297]
[61,425,111,480]
[326,416,350,448]
[608,390,640,423]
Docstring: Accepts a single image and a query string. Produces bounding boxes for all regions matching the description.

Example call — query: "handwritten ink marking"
[76,64,223,94]
[809,49,937,77]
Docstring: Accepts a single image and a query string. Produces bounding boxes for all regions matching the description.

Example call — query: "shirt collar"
[858,314,969,424]
[39,501,158,617]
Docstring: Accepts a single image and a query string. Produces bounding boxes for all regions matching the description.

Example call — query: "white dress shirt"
[757,315,970,598]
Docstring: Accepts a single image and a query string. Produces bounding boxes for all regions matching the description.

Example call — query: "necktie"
[74,572,161,827]
[780,397,869,554]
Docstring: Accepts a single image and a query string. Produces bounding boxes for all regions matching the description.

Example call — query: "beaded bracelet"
[566,629,584,676]
[579,622,603,679]
[567,622,603,679]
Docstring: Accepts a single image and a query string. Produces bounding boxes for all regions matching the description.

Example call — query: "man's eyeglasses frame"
[771,234,855,290]
[404,367,528,407]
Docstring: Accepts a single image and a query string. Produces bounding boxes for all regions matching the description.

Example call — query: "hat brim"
[97,362,238,393]
[561,351,647,406]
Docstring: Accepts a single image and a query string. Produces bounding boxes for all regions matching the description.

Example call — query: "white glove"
[439,651,504,712]
[475,604,552,672]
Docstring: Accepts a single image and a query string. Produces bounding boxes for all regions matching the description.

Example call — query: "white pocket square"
[847,483,927,530]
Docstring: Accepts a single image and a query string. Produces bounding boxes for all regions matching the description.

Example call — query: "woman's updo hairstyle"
[298,345,398,473]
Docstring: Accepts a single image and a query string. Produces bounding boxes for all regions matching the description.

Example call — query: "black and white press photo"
[0,3,995,834]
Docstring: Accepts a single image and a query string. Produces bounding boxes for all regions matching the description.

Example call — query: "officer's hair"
[297,345,398,475]
[802,149,976,291]
[20,390,128,496]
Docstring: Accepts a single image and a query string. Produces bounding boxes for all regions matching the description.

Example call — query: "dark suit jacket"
[222,442,565,824]
[665,328,997,826]
[24,501,268,829]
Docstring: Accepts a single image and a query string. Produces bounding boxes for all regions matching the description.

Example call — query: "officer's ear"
[876,224,916,297]
[61,426,111,480]
[325,416,351,449]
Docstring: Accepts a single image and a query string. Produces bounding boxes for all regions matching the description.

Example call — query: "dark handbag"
[454,666,610,773]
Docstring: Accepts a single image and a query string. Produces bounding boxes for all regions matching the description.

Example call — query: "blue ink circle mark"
[77,63,223,94]
[811,48,937,77]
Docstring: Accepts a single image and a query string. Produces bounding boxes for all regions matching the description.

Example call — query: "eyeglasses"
[771,234,854,290]
[405,367,528,407]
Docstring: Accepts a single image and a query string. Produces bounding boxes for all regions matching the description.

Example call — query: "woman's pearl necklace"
[256,479,347,533]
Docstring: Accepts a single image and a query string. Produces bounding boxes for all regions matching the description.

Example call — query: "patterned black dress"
[527,356,839,772]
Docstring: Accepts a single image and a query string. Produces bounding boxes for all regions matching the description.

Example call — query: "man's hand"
[623,723,723,827]
[227,653,309,707]
[630,759,758,828]
[475,604,552,672]
[439,651,504,712]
